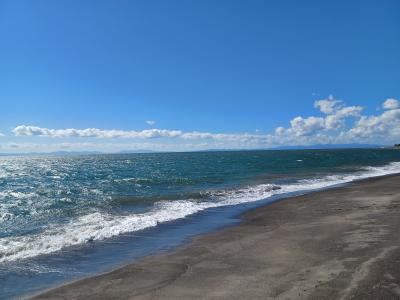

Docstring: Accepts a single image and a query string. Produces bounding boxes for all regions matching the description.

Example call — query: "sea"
[1,149,400,299]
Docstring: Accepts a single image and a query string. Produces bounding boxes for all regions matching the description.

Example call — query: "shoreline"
[31,174,400,299]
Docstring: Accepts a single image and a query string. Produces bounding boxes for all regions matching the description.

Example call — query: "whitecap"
[0,161,399,263]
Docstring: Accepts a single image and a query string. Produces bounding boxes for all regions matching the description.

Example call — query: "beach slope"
[32,174,400,299]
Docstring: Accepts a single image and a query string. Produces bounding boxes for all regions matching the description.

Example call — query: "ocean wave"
[0,191,41,224]
[113,176,195,186]
[0,191,38,200]
[0,161,399,263]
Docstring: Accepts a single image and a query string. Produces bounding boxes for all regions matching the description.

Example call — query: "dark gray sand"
[32,174,400,299]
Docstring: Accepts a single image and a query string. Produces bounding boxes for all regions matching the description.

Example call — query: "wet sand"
[32,174,400,299]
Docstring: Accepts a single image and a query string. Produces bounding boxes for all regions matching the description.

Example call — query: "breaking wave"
[1,161,399,263]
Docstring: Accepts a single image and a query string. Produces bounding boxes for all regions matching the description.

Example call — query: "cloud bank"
[12,126,184,139]
[6,96,400,152]
[11,125,272,145]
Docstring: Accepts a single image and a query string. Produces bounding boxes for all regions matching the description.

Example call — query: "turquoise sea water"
[1,149,400,298]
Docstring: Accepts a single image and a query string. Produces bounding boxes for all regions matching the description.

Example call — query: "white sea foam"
[0,191,38,200]
[0,191,41,224]
[0,162,399,263]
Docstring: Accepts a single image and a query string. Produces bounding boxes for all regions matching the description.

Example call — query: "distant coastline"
[0,143,389,157]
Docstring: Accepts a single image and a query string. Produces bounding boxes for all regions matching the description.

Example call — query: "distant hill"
[116,149,159,154]
[271,144,385,150]
[0,144,390,157]
[195,144,387,152]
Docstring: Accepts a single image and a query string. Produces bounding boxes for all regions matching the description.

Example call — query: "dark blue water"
[1,149,400,299]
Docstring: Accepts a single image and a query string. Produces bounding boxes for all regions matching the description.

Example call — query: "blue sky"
[1,0,400,152]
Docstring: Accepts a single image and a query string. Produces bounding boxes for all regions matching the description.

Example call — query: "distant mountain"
[271,144,385,150]
[116,149,159,154]
[194,149,243,152]
[0,144,390,157]
[194,144,387,152]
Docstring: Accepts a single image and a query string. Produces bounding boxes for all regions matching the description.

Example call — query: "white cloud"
[275,127,285,135]
[146,120,156,126]
[278,96,363,137]
[11,125,276,146]
[314,95,343,114]
[382,98,399,110]
[340,107,400,143]
[289,116,325,136]
[8,96,400,152]
[324,105,363,130]
[12,125,183,139]
[0,132,4,137]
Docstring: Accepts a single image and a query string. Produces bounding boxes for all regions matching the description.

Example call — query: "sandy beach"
[31,174,400,300]
[4,0,400,298]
